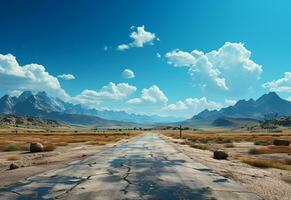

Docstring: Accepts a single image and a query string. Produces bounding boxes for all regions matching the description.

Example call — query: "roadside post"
[179,125,182,138]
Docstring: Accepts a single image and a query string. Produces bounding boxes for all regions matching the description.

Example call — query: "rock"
[213,150,228,160]
[30,142,44,153]
[273,139,290,146]
[9,163,19,170]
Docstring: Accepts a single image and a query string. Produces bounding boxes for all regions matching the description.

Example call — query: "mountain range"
[182,92,291,128]
[0,91,183,127]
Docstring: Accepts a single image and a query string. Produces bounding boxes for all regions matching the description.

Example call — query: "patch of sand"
[161,134,291,200]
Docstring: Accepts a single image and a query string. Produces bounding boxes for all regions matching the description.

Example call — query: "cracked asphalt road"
[0,133,261,200]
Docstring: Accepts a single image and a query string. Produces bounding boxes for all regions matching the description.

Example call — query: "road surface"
[0,133,261,200]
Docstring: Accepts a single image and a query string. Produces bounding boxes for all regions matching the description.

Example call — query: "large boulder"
[213,150,228,160]
[30,142,44,153]
[9,163,19,170]
[273,139,290,146]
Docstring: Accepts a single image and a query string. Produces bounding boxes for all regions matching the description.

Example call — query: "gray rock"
[9,163,19,170]
[30,142,44,153]
[273,139,290,146]
[213,150,228,160]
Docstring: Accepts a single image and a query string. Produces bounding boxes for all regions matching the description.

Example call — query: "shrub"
[224,143,235,148]
[190,144,210,150]
[248,148,258,154]
[2,144,28,152]
[254,140,271,146]
[43,144,56,151]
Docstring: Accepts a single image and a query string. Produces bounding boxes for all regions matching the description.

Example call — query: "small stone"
[9,163,19,170]
[30,143,44,153]
[213,150,228,160]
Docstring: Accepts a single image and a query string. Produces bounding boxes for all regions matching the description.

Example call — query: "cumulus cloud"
[0,53,69,99]
[127,85,168,105]
[165,97,222,115]
[156,53,161,58]
[117,26,157,51]
[117,44,130,51]
[57,74,75,80]
[263,72,291,93]
[72,82,137,107]
[122,69,135,79]
[165,42,262,94]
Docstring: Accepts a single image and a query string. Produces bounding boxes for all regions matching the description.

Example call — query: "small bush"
[190,144,210,150]
[224,143,235,148]
[248,148,258,154]
[254,140,271,146]
[285,158,291,165]
[43,144,56,151]
[2,144,28,152]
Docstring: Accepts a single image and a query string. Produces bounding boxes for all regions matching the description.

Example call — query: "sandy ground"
[160,134,291,200]
[0,138,131,187]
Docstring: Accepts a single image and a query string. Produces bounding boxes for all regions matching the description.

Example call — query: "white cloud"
[165,49,198,67]
[0,53,69,99]
[225,99,237,106]
[117,25,157,51]
[57,74,75,80]
[122,69,135,79]
[156,53,161,58]
[117,44,130,51]
[263,72,291,93]
[164,97,222,117]
[165,42,262,94]
[127,85,168,105]
[72,82,137,107]
[287,97,291,102]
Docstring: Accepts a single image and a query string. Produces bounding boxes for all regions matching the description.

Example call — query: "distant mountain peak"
[18,91,33,101]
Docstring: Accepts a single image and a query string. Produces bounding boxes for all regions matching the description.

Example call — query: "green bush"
[2,144,28,152]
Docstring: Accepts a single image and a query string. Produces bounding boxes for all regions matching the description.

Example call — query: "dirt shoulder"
[160,134,291,200]
[0,138,132,187]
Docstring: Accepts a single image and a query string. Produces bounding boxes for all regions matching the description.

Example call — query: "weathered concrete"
[0,133,261,200]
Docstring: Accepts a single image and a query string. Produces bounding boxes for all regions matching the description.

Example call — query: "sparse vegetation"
[248,146,291,154]
[254,140,272,146]
[7,155,20,161]
[190,144,211,150]
[0,131,139,152]
[43,144,56,151]
[224,143,235,148]
[1,144,28,152]
[239,157,291,171]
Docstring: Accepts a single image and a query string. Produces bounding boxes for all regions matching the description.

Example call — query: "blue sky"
[0,0,290,118]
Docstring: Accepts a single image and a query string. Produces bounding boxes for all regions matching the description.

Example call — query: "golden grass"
[249,146,291,154]
[7,155,21,161]
[43,144,56,151]
[224,143,235,148]
[239,157,291,171]
[161,130,291,144]
[0,131,139,152]
[190,144,211,150]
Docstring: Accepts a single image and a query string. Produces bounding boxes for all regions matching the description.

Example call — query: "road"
[0,133,261,200]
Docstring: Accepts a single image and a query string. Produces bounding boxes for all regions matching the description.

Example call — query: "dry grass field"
[0,131,139,152]
[0,130,141,187]
[160,130,291,171]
